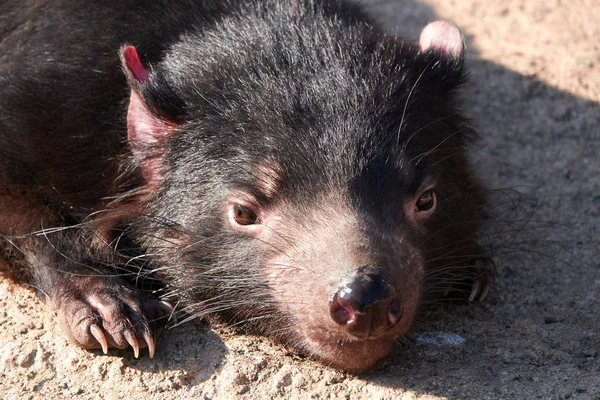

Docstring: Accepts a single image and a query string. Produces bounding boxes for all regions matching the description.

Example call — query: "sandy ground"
[1,0,599,399]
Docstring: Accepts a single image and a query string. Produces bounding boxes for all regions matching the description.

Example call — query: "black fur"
[0,0,490,370]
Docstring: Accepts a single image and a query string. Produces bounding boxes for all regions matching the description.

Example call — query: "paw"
[436,255,495,303]
[50,276,173,358]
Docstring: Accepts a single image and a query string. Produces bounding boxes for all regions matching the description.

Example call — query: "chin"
[291,327,403,372]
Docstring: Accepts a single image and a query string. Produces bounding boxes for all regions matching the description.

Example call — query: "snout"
[329,265,403,339]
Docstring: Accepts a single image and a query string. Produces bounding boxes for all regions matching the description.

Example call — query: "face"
[125,15,481,371]
[151,98,476,370]
[226,191,429,370]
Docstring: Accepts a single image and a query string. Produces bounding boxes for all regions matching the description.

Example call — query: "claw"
[479,280,491,302]
[159,301,175,323]
[124,330,140,358]
[90,324,108,354]
[159,300,173,314]
[474,258,494,302]
[469,280,480,302]
[158,300,177,323]
[144,330,156,359]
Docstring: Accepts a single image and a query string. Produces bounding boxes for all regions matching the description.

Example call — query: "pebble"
[416,331,466,346]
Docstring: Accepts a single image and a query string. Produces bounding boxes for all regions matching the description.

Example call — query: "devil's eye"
[415,189,436,212]
[233,204,259,225]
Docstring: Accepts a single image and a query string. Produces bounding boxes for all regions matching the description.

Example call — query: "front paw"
[432,254,495,303]
[50,275,173,358]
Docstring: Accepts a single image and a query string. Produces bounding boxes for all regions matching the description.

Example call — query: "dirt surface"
[1,0,598,399]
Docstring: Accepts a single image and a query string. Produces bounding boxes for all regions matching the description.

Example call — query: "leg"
[0,189,171,357]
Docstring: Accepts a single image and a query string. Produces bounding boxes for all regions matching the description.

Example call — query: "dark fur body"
[0,0,491,371]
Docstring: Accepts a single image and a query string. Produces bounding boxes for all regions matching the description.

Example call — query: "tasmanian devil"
[0,0,494,371]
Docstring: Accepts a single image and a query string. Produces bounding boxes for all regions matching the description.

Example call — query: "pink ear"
[127,90,170,151]
[419,21,465,59]
[126,89,176,184]
[120,46,175,184]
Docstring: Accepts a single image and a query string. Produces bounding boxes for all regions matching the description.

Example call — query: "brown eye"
[233,204,259,225]
[416,189,436,212]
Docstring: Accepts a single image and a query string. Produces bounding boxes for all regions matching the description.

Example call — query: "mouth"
[286,286,419,371]
[301,332,397,372]
[293,323,406,372]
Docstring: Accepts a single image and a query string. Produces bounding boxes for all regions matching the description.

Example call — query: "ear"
[419,21,465,59]
[417,21,466,90]
[120,46,176,184]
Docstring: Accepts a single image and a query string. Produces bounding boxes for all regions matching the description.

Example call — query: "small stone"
[292,375,307,388]
[237,385,250,395]
[416,331,466,346]
[67,352,79,367]
[16,348,37,368]
[582,349,597,358]
[93,363,107,380]
[27,321,43,330]
[325,372,344,385]
[164,376,182,390]
[233,372,250,385]
[275,372,292,389]
[17,324,29,334]
[71,387,84,395]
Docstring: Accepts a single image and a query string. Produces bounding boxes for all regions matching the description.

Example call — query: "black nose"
[329,265,402,339]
